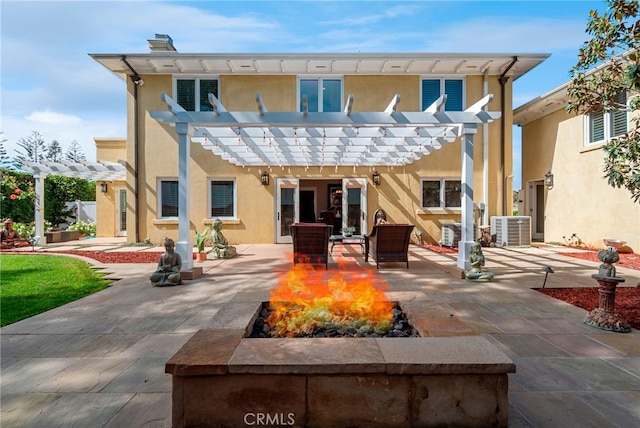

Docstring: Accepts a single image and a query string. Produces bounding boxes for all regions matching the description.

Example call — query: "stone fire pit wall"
[166,301,515,428]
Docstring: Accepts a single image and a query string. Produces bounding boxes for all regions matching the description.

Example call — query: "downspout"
[482,68,489,226]
[498,56,517,216]
[121,56,141,242]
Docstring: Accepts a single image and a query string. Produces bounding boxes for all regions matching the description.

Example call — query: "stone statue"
[209,218,237,259]
[464,242,494,281]
[597,247,620,278]
[150,237,182,286]
[1,219,29,249]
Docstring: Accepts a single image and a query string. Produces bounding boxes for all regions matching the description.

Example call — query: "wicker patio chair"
[290,223,333,269]
[364,224,414,269]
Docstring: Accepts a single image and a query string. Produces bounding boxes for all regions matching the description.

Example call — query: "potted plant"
[194,225,211,261]
[342,226,355,237]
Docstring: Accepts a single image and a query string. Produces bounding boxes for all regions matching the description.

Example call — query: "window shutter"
[199,80,218,112]
[161,181,179,217]
[421,80,441,110]
[211,181,234,217]
[300,80,319,112]
[444,80,464,111]
[589,111,605,143]
[322,79,342,112]
[176,80,195,111]
[610,93,627,137]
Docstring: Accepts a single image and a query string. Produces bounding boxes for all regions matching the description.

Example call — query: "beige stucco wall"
[109,72,512,245]
[95,138,126,238]
[521,108,640,251]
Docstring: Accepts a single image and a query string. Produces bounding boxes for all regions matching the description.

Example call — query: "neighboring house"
[89,34,548,267]
[514,80,640,252]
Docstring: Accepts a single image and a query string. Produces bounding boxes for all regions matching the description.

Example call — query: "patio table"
[329,234,365,255]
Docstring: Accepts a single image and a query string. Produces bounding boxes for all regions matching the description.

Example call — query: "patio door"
[276,178,299,243]
[116,187,127,237]
[342,178,367,235]
[529,180,545,241]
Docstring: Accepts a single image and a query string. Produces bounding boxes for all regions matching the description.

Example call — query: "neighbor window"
[159,179,178,218]
[210,179,236,218]
[421,179,462,209]
[299,78,342,112]
[176,78,219,111]
[421,78,464,111]
[586,92,627,145]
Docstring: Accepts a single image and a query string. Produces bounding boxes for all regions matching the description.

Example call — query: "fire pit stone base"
[167,301,515,427]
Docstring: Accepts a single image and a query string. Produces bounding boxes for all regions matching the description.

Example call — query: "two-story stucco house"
[514,78,640,252]
[89,34,548,269]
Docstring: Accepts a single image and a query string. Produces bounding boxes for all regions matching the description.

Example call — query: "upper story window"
[159,179,178,218]
[299,78,342,112]
[210,179,236,219]
[421,178,461,209]
[586,92,628,145]
[176,78,219,111]
[421,78,464,111]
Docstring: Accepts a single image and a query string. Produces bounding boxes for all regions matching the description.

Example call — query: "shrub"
[67,220,96,236]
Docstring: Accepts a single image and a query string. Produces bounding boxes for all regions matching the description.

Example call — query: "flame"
[267,256,392,337]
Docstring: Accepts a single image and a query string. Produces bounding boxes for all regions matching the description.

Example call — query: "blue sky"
[1,0,606,189]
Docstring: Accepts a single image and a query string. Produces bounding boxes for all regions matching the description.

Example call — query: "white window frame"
[420,77,465,111]
[420,178,462,210]
[584,93,628,146]
[173,76,220,112]
[297,76,343,112]
[208,178,237,220]
[157,177,178,219]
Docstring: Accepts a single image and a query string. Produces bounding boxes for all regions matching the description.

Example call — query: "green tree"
[0,135,11,168]
[567,0,640,202]
[0,168,35,223]
[14,131,46,167]
[44,175,95,226]
[46,140,64,162]
[64,140,86,162]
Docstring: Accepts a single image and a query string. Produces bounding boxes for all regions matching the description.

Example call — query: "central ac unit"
[441,223,461,247]
[490,216,531,247]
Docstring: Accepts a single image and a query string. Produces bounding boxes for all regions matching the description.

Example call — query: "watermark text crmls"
[243,412,295,426]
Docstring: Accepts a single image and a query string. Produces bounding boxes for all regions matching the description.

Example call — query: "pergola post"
[457,125,477,270]
[33,172,45,245]
[175,122,194,271]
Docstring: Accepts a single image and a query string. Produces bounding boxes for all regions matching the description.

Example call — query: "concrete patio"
[1,240,639,427]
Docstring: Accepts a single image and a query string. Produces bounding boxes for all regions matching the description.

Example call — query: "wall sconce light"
[372,170,381,186]
[544,171,554,189]
[100,182,108,193]
[261,171,270,186]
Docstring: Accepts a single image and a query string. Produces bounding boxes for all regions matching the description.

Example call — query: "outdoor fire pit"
[166,263,515,427]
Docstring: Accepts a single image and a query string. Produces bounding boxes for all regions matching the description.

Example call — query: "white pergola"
[20,160,126,243]
[151,92,501,270]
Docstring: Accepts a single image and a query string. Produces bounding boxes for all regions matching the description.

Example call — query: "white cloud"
[26,111,82,126]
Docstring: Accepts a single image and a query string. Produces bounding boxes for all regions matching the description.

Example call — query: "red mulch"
[558,251,640,271]
[537,287,640,330]
[422,243,458,254]
[29,250,162,264]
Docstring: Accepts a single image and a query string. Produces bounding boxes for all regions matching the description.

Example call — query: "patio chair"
[290,223,333,269]
[364,224,414,269]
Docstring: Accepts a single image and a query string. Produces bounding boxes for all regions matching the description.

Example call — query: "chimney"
[148,34,176,52]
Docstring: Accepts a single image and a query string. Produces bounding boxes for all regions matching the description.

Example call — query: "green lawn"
[0,255,111,327]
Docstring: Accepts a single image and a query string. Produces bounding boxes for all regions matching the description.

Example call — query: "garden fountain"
[583,243,631,333]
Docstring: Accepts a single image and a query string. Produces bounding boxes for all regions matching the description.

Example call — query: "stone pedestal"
[583,274,630,333]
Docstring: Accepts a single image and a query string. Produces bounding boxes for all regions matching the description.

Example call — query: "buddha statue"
[464,242,494,281]
[150,237,182,286]
[209,218,237,259]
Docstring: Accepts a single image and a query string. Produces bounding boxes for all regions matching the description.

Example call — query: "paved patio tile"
[586,332,640,356]
[510,357,593,391]
[509,391,613,428]
[21,392,134,428]
[118,333,193,359]
[1,358,79,393]
[103,392,171,427]
[485,334,571,358]
[540,334,627,357]
[36,357,137,393]
[482,317,553,334]
[101,358,172,393]
[0,393,62,428]
[549,357,640,391]
[576,391,640,428]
